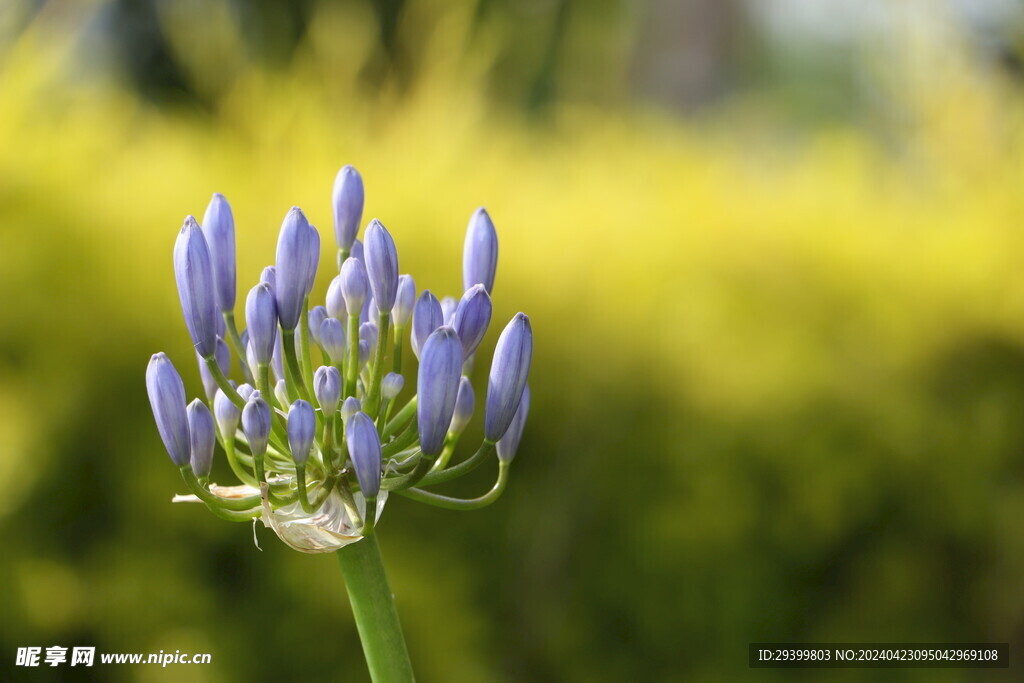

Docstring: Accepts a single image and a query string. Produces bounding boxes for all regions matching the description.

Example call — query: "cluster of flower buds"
[146,167,533,552]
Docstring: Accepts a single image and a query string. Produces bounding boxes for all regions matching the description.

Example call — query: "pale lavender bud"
[451,284,492,360]
[496,384,529,462]
[260,265,277,290]
[274,207,313,328]
[237,383,255,402]
[274,379,290,408]
[241,394,272,457]
[271,332,284,383]
[174,216,219,357]
[340,257,368,315]
[332,165,364,251]
[345,412,382,498]
[318,317,346,362]
[197,337,230,402]
[411,291,443,359]
[351,238,365,265]
[364,219,399,310]
[305,224,321,294]
[484,313,533,441]
[449,376,474,435]
[246,341,259,378]
[214,387,240,438]
[360,321,378,354]
[440,296,458,325]
[146,353,190,466]
[463,207,498,293]
[417,327,462,455]
[393,274,415,327]
[201,193,236,312]
[361,296,373,325]
[326,274,348,320]
[314,365,342,417]
[308,305,328,345]
[188,399,216,477]
[246,282,278,365]
[341,396,361,422]
[382,372,405,400]
[358,340,371,372]
[287,400,316,464]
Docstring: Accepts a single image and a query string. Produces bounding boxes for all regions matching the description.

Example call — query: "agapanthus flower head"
[345,412,382,498]
[151,168,536,553]
[188,399,217,477]
[326,274,347,320]
[314,365,342,417]
[246,282,278,366]
[147,353,190,466]
[332,165,364,251]
[241,393,272,457]
[288,400,316,464]
[417,326,463,455]
[484,313,533,442]
[393,275,416,328]
[463,207,498,294]
[318,317,346,362]
[174,216,219,357]
[451,284,492,361]
[497,384,529,463]
[411,291,443,359]
[275,207,313,329]
[340,257,369,315]
[364,219,399,311]
[201,193,236,312]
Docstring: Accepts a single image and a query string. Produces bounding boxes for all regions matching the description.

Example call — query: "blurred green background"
[2,0,1024,680]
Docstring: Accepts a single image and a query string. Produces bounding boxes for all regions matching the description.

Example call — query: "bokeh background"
[2,0,1024,680]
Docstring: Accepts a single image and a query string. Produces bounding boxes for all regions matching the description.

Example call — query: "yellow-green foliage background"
[1,2,1023,681]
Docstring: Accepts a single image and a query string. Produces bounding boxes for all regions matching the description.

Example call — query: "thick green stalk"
[336,535,415,683]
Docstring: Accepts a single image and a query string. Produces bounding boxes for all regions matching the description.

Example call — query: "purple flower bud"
[484,313,533,441]
[451,284,492,360]
[314,365,342,417]
[411,291,443,359]
[246,341,259,378]
[246,282,278,365]
[197,337,230,401]
[339,257,368,315]
[318,317,346,362]
[146,353,190,466]
[496,384,529,462]
[326,274,347,320]
[287,400,316,464]
[417,327,462,455]
[308,305,328,345]
[440,296,458,325]
[358,340,371,371]
[201,193,236,312]
[449,376,474,435]
[274,379,289,408]
[260,265,277,290]
[361,296,373,325]
[341,397,361,422]
[382,372,405,400]
[463,207,498,293]
[188,399,216,477]
[237,383,255,402]
[351,238,365,265]
[393,274,415,327]
[364,219,399,311]
[306,224,321,295]
[214,387,240,438]
[215,308,226,338]
[274,207,313,329]
[332,165,365,250]
[360,321,378,354]
[345,412,382,498]
[241,394,272,457]
[174,216,219,357]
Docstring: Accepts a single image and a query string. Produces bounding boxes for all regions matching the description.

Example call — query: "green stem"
[336,535,415,683]
[396,461,510,510]
[223,311,255,384]
[364,312,391,419]
[297,296,316,404]
[344,313,361,398]
[414,440,496,489]
[383,396,416,439]
[282,328,313,404]
[392,327,404,376]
